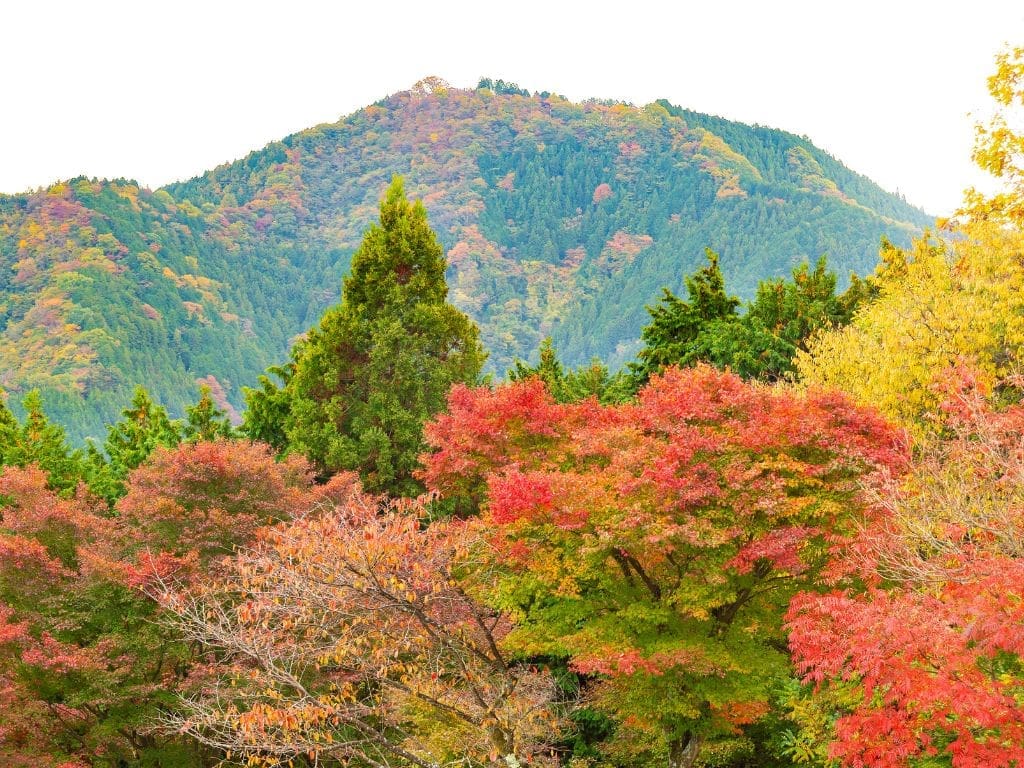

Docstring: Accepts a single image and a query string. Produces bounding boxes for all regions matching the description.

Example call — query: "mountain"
[0,77,931,441]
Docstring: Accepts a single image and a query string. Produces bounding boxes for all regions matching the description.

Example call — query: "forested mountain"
[0,77,930,440]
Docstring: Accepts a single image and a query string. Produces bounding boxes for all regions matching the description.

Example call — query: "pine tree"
[285,177,485,495]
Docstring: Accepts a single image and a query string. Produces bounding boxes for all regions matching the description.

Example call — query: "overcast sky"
[3,1,1022,215]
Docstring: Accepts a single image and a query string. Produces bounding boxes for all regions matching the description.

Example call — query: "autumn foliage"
[116,438,316,567]
[787,369,1024,768]
[422,365,905,765]
[156,477,560,768]
[0,440,322,767]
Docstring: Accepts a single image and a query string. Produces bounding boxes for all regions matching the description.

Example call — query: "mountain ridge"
[0,80,931,440]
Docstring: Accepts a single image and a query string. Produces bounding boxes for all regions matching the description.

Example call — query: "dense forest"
[2,43,1023,768]
[0,77,928,441]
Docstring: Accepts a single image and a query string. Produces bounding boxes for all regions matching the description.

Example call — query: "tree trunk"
[668,731,704,768]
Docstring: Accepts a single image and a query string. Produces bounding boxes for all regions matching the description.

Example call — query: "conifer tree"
[509,337,632,404]
[0,398,17,465]
[630,249,740,385]
[1,391,85,494]
[242,359,295,454]
[104,387,181,472]
[88,387,182,502]
[184,384,235,442]
[285,177,485,495]
[632,251,864,386]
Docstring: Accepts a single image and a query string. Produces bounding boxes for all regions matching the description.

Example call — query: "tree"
[795,229,1024,434]
[787,368,1024,768]
[421,366,905,767]
[241,359,295,454]
[155,478,560,768]
[284,177,485,495]
[183,384,235,442]
[0,465,201,767]
[746,256,859,350]
[85,387,183,503]
[630,249,739,385]
[0,391,85,495]
[633,253,863,387]
[508,338,632,405]
[116,439,318,568]
[0,441,326,767]
[0,398,17,462]
[961,45,1024,228]
[799,46,1024,434]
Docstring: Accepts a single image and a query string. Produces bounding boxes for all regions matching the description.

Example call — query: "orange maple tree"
[421,365,905,767]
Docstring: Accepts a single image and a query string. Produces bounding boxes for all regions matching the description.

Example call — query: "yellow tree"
[962,46,1024,228]
[795,228,1024,432]
[797,46,1024,433]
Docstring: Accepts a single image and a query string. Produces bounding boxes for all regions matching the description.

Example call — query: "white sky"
[2,0,1022,216]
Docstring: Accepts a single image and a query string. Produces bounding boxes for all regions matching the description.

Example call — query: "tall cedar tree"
[284,177,484,495]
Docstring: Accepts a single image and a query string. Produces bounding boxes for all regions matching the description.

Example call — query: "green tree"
[88,387,182,502]
[184,384,235,442]
[1,390,85,494]
[632,252,867,386]
[0,397,17,464]
[630,249,740,385]
[285,177,485,495]
[509,337,632,404]
[242,359,296,454]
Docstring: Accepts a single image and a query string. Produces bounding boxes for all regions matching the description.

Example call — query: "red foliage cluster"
[788,370,1024,768]
[0,439,324,766]
[115,439,318,574]
[422,365,905,759]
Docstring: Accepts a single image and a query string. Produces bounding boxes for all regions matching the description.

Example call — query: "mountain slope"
[0,78,931,440]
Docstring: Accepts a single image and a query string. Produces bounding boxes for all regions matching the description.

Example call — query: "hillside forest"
[0,75,927,442]
[1,44,1023,768]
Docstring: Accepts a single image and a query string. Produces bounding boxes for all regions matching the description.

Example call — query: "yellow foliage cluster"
[797,225,1024,434]
[798,46,1024,435]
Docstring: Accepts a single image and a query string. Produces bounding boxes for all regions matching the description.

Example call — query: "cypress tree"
[285,177,485,495]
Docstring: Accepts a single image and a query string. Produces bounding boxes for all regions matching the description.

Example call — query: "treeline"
[2,46,1024,768]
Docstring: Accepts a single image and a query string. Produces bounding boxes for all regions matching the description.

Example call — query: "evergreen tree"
[185,384,236,442]
[89,387,182,502]
[285,177,485,495]
[631,252,867,385]
[509,338,631,404]
[0,398,17,465]
[242,359,296,455]
[1,391,85,494]
[630,249,740,385]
